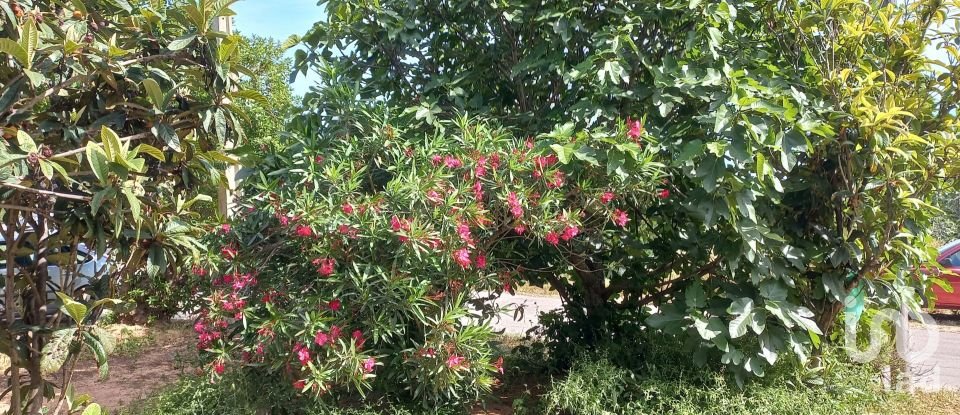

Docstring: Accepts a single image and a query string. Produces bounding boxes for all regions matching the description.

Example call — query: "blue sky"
[232,0,326,95]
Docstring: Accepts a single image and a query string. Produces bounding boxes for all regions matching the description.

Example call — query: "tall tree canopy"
[291,0,960,381]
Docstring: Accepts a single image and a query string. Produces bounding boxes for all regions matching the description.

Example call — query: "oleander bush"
[191,108,662,406]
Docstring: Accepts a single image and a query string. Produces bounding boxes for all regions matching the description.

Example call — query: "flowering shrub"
[193,112,662,405]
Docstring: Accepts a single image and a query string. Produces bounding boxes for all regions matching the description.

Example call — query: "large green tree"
[0,1,259,413]
[236,34,296,146]
[293,0,960,380]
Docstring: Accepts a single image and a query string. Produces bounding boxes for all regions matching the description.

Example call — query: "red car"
[933,239,960,310]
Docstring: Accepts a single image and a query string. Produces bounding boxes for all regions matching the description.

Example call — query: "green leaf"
[685,282,706,308]
[152,123,181,152]
[214,109,227,144]
[81,403,103,415]
[134,143,166,162]
[38,160,53,180]
[85,143,109,183]
[232,89,270,108]
[17,130,37,153]
[646,310,685,329]
[573,146,600,166]
[82,332,109,380]
[168,34,197,51]
[550,144,569,164]
[101,126,123,161]
[20,19,38,70]
[142,78,165,109]
[146,245,165,278]
[694,316,725,340]
[104,0,133,12]
[0,38,28,67]
[55,292,88,325]
[41,328,77,374]
[123,188,142,223]
[727,297,754,339]
[822,274,846,302]
[70,0,88,13]
[90,188,113,215]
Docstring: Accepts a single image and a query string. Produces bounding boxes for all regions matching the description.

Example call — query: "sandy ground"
[0,324,194,414]
[67,324,194,411]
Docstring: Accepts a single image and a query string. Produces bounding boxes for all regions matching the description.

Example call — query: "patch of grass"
[883,390,960,415]
[513,345,909,415]
[117,369,469,415]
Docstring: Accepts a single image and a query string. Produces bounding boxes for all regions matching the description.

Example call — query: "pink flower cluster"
[391,215,412,243]
[312,257,337,277]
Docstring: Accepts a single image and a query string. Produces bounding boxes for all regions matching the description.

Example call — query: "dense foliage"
[293,0,960,383]
[235,34,296,146]
[932,192,960,243]
[195,106,663,403]
[0,0,258,412]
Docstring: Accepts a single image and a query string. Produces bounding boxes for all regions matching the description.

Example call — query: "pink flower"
[600,192,615,204]
[494,356,504,374]
[472,181,484,201]
[547,171,566,189]
[507,192,524,218]
[314,155,325,164]
[489,153,501,169]
[612,209,630,227]
[456,221,472,243]
[313,258,336,277]
[328,298,341,311]
[443,155,463,168]
[545,231,560,246]
[338,224,358,238]
[278,215,290,226]
[261,291,276,304]
[191,266,207,276]
[294,343,311,366]
[476,253,487,269]
[362,357,376,374]
[419,348,437,358]
[431,154,443,166]
[315,331,330,347]
[475,156,488,177]
[446,354,466,369]
[453,248,472,269]
[561,225,579,241]
[627,117,643,140]
[220,224,231,233]
[329,325,342,339]
[221,246,237,260]
[213,360,225,375]
[341,203,354,215]
[514,224,527,235]
[295,225,313,238]
[533,155,559,177]
[426,190,442,204]
[658,189,670,199]
[352,330,366,349]
[293,379,306,390]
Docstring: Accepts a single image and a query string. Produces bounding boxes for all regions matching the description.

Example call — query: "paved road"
[491,293,960,391]
[908,323,960,391]
[488,292,562,335]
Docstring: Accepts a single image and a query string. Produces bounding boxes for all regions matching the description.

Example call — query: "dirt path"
[66,325,193,412]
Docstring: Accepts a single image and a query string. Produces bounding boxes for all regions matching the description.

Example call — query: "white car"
[0,240,110,319]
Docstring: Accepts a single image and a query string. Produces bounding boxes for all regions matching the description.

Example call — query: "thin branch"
[0,183,91,202]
